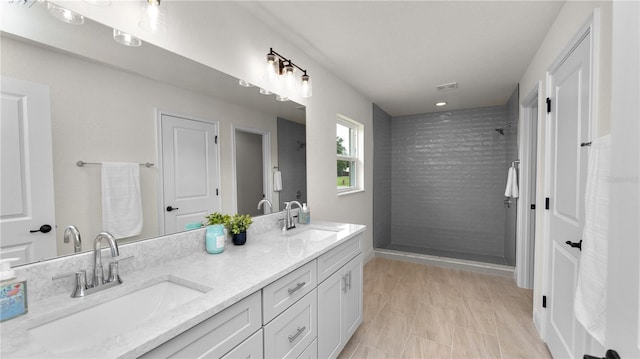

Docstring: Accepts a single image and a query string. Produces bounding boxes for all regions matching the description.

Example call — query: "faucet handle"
[106,255,132,283]
[71,271,88,298]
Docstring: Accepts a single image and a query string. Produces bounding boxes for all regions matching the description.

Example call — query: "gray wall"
[390,106,508,259]
[236,130,264,217]
[504,85,519,266]
[277,118,307,209]
[372,104,392,249]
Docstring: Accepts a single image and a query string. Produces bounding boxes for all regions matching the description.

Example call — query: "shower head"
[494,123,512,135]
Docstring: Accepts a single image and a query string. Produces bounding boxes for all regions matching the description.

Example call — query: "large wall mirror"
[0,2,306,264]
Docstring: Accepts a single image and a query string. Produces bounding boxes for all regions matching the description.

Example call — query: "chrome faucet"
[63,225,82,253]
[257,199,273,214]
[283,201,303,231]
[52,231,129,298]
[93,232,120,287]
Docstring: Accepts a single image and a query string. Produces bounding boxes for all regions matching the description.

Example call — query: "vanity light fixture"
[435,101,447,107]
[113,29,142,47]
[47,2,84,25]
[265,48,312,98]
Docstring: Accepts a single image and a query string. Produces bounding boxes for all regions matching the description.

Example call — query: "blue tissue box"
[0,281,28,322]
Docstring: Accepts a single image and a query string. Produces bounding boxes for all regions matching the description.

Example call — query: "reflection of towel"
[273,170,283,192]
[504,166,519,198]
[101,163,143,239]
[574,134,611,345]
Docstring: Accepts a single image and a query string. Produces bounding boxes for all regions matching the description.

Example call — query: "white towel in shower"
[273,170,283,192]
[574,134,611,345]
[504,166,519,198]
[101,162,143,239]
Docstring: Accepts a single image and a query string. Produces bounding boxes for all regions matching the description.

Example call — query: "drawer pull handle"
[287,282,306,295]
[288,326,306,343]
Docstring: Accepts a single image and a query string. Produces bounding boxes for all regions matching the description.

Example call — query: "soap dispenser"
[0,258,28,322]
[299,203,311,224]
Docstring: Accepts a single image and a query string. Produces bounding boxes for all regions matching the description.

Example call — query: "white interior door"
[0,76,57,264]
[545,29,593,358]
[160,113,220,233]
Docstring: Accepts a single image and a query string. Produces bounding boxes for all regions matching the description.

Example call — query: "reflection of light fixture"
[81,0,111,7]
[139,0,165,32]
[113,29,142,47]
[265,48,312,98]
[47,2,84,25]
[435,101,447,107]
[238,79,253,87]
[259,88,272,95]
[276,95,289,102]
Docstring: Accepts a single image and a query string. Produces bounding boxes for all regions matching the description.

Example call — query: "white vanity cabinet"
[317,246,363,359]
[140,291,262,359]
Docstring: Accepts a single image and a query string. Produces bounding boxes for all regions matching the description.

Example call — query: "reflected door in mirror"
[0,77,57,264]
[160,114,221,233]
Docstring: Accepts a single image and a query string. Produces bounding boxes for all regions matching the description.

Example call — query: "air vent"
[436,82,458,91]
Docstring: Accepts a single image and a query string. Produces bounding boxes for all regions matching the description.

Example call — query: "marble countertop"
[1,222,365,358]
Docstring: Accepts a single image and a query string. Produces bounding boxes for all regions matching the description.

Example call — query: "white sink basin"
[29,278,207,354]
[285,228,338,241]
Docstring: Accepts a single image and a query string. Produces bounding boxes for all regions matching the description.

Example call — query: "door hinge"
[545,197,550,210]
[215,135,218,144]
[216,188,219,196]
[542,295,547,308]
[546,97,551,113]
[531,204,536,210]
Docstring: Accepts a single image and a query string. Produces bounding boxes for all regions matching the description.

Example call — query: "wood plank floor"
[338,257,552,359]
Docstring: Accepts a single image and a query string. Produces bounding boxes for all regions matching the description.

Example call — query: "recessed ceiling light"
[259,88,272,95]
[435,101,447,107]
[238,79,253,87]
[275,95,289,102]
[82,0,111,7]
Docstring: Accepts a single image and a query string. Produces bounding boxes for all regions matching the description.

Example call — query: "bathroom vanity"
[0,220,365,359]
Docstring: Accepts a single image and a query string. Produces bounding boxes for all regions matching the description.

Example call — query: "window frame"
[336,114,364,195]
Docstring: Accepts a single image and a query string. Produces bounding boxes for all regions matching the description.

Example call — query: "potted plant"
[227,214,252,245]
[205,212,231,227]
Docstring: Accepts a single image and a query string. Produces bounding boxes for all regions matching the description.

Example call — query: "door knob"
[30,224,52,233]
[565,240,582,251]
[166,206,179,212]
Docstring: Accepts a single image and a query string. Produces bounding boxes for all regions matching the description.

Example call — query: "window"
[336,115,363,194]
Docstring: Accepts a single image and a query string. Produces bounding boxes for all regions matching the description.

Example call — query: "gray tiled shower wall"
[504,86,520,266]
[374,104,516,264]
[373,104,392,249]
[277,118,307,209]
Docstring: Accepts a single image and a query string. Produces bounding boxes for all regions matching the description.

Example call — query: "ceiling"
[245,1,565,116]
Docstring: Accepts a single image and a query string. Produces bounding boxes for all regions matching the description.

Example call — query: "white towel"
[574,134,611,345]
[273,170,283,192]
[101,162,143,239]
[504,166,519,198]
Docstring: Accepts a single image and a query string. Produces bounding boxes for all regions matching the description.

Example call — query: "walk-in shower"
[372,86,520,268]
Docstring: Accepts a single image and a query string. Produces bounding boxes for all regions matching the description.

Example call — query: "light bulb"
[301,74,312,98]
[266,53,278,80]
[284,63,295,87]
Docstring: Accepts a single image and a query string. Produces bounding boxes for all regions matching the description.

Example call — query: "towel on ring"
[101,162,143,239]
[273,170,283,192]
[574,134,611,345]
[504,166,519,198]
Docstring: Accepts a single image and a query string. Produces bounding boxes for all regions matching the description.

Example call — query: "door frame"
[230,125,272,214]
[156,109,221,234]
[542,8,600,345]
[516,82,542,290]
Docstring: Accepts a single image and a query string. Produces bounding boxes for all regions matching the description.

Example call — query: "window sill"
[337,188,366,197]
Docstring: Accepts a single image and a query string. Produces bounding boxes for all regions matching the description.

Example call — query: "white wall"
[42,1,375,258]
[517,1,612,321]
[1,36,279,255]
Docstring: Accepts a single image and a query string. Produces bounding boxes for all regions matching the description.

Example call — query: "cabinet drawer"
[297,338,317,359]
[317,234,362,283]
[141,291,262,359]
[221,329,263,359]
[264,288,317,359]
[263,260,317,324]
